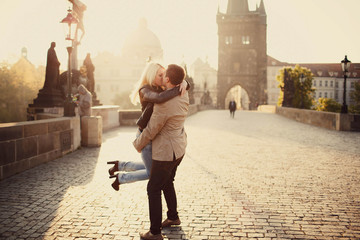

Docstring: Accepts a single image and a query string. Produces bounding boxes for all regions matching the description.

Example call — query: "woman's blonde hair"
[130,62,164,105]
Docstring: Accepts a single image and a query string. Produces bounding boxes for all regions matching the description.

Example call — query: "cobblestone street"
[1,110,360,239]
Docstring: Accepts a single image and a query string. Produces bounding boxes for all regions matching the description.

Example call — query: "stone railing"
[258,105,360,131]
[119,110,142,126]
[0,104,119,181]
[30,105,121,131]
[92,105,119,131]
[0,117,81,180]
[257,105,277,113]
[0,104,204,181]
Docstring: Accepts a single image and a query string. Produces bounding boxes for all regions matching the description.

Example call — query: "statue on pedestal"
[28,42,64,111]
[183,65,195,104]
[201,90,213,105]
[83,53,95,94]
[83,53,101,106]
[43,42,61,90]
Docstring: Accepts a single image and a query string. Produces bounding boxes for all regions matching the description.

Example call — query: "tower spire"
[258,0,266,15]
[226,0,249,15]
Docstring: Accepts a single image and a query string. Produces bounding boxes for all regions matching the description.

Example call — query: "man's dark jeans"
[147,155,183,235]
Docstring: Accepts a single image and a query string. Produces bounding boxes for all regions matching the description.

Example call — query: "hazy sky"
[1,0,360,70]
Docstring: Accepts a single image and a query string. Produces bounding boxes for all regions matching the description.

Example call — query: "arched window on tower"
[242,36,250,45]
[225,36,233,45]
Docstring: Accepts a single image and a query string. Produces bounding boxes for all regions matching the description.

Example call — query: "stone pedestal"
[92,105,120,130]
[81,116,102,147]
[92,92,102,106]
[27,107,64,121]
[27,88,64,120]
[29,88,64,108]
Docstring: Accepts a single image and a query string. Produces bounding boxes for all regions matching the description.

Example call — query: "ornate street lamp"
[300,73,305,109]
[61,9,78,117]
[341,55,351,114]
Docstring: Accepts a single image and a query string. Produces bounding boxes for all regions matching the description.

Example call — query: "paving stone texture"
[0,110,360,240]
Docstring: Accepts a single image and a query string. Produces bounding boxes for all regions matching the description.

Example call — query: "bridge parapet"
[119,109,142,126]
[0,104,203,181]
[0,117,81,180]
[258,105,360,131]
[92,105,119,131]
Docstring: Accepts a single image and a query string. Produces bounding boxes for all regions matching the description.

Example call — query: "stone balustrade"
[92,105,120,131]
[0,117,81,180]
[119,109,142,126]
[0,104,203,181]
[258,105,360,131]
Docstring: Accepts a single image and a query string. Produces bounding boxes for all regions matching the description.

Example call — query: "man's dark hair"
[166,64,185,85]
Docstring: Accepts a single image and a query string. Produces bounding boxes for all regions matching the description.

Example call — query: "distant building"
[300,63,360,106]
[189,58,217,105]
[266,56,288,106]
[93,19,163,105]
[12,47,44,91]
[266,56,360,107]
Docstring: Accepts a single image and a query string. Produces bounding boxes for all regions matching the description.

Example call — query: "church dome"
[122,18,163,62]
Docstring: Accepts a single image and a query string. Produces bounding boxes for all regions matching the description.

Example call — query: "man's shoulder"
[159,92,188,105]
[153,94,187,111]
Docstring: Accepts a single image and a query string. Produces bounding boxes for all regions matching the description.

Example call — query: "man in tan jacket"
[133,64,189,240]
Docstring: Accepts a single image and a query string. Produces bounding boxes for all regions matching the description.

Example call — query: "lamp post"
[300,73,305,109]
[341,55,351,114]
[61,9,78,117]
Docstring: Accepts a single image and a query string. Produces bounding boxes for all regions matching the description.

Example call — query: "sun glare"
[1,0,360,67]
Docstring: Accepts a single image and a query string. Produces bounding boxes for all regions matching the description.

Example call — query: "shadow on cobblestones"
[189,110,360,155]
[1,110,359,239]
[162,227,186,239]
[0,142,101,239]
[180,110,360,239]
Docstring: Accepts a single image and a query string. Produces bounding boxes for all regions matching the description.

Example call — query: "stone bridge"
[0,110,359,239]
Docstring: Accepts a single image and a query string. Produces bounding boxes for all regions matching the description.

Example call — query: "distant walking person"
[229,100,237,118]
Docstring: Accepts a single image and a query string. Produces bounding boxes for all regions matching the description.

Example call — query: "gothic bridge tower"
[217,0,267,109]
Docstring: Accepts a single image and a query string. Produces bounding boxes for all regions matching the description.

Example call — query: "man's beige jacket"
[133,92,189,161]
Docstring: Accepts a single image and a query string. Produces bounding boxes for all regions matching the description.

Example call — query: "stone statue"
[183,65,195,104]
[43,42,60,90]
[201,90,213,105]
[28,42,63,111]
[77,84,92,117]
[83,53,95,94]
